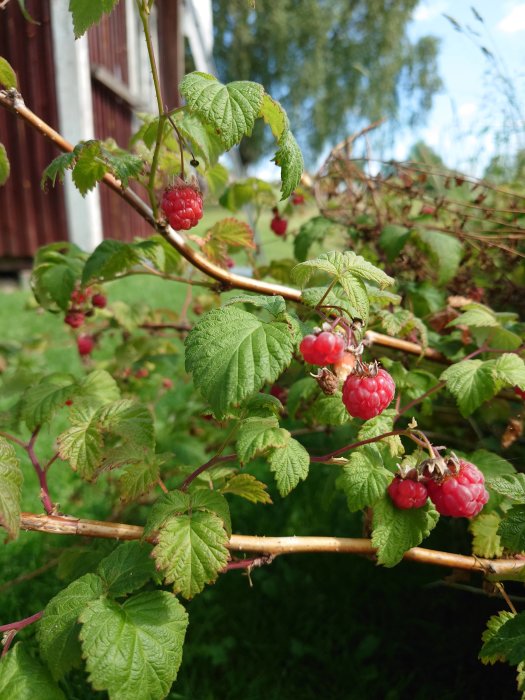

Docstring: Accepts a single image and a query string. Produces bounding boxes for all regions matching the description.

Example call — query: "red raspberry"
[92,293,107,309]
[426,460,489,518]
[420,204,435,215]
[162,377,174,390]
[65,311,85,328]
[514,386,525,400]
[270,215,288,236]
[388,477,428,509]
[161,181,203,230]
[70,289,87,305]
[299,331,345,365]
[77,335,95,356]
[342,368,395,420]
[135,368,149,379]
[291,192,305,205]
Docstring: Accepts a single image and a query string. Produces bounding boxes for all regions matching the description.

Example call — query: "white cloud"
[458,102,477,119]
[413,1,448,23]
[497,4,525,33]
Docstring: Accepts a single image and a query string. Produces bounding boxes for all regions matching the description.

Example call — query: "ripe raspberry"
[162,377,174,390]
[388,477,428,509]
[515,386,525,400]
[342,368,395,420]
[270,215,287,236]
[135,368,149,379]
[291,192,305,205]
[426,460,489,518]
[70,289,87,305]
[77,335,95,356]
[420,204,435,215]
[161,181,203,231]
[65,311,85,329]
[92,293,107,309]
[299,331,345,365]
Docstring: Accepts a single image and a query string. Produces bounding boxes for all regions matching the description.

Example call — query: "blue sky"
[400,0,525,172]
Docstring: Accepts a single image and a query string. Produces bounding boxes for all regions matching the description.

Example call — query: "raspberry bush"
[0,1,524,699]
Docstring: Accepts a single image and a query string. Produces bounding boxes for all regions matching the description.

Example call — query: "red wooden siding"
[0,0,68,266]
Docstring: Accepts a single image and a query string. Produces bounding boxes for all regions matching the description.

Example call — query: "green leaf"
[357,410,404,458]
[0,57,17,89]
[71,141,107,196]
[203,217,255,253]
[96,542,156,598]
[77,369,121,405]
[0,437,23,541]
[372,496,439,567]
[488,474,525,503]
[189,489,232,537]
[480,611,517,665]
[241,392,283,417]
[294,216,345,262]
[415,229,464,283]
[69,0,119,39]
[492,353,525,390]
[180,72,264,150]
[144,490,191,538]
[22,374,76,429]
[469,512,503,558]
[220,473,272,504]
[440,359,497,416]
[223,293,286,317]
[302,284,370,325]
[57,405,105,479]
[479,611,525,665]
[0,644,65,699]
[79,591,188,698]
[274,128,304,199]
[97,400,155,450]
[82,240,139,285]
[218,177,274,212]
[153,511,229,598]
[175,112,224,167]
[236,416,289,464]
[498,505,525,552]
[0,142,10,186]
[268,438,309,496]
[379,224,410,261]
[468,450,516,479]
[118,458,161,503]
[41,152,76,188]
[32,262,77,311]
[102,148,143,188]
[306,392,349,426]
[341,446,393,512]
[185,306,294,418]
[447,304,499,328]
[292,250,394,290]
[259,93,289,141]
[37,573,105,681]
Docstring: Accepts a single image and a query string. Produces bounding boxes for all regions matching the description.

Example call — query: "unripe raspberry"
[92,293,107,309]
[65,311,85,329]
[426,460,489,518]
[270,215,287,236]
[135,368,149,379]
[515,386,525,400]
[333,351,357,381]
[388,477,428,509]
[342,368,395,420]
[299,331,345,365]
[161,181,203,230]
[77,335,95,356]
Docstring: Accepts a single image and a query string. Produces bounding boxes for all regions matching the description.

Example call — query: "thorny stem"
[310,429,428,463]
[26,427,55,515]
[224,554,275,571]
[1,610,43,654]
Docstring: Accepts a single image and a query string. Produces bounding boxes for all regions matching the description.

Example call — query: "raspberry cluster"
[299,331,345,365]
[63,287,107,357]
[161,181,203,231]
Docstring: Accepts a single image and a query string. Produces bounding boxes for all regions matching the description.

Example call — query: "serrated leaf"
[241,392,283,417]
[268,438,309,496]
[294,216,343,262]
[416,229,464,283]
[274,128,304,199]
[307,392,349,426]
[0,57,17,89]
[469,512,504,558]
[118,459,161,503]
[488,474,525,503]
[102,149,143,187]
[440,359,497,416]
[341,446,393,512]
[480,611,516,665]
[372,496,439,567]
[97,400,155,450]
[259,93,289,141]
[468,450,516,479]
[223,293,286,318]
[185,306,294,418]
[0,437,22,541]
[0,142,10,186]
[153,511,229,598]
[96,542,156,597]
[57,405,103,479]
[0,644,65,699]
[72,141,107,195]
[220,473,272,504]
[479,611,525,665]
[32,262,77,311]
[302,284,370,325]
[379,224,410,261]
[82,240,140,285]
[357,410,404,458]
[144,490,192,538]
[498,505,525,552]
[492,354,525,390]
[79,591,188,698]
[69,0,119,38]
[219,177,274,212]
[77,369,120,405]
[447,304,499,328]
[41,152,77,189]
[175,112,224,167]
[189,489,232,537]
[236,416,289,464]
[292,250,394,291]
[22,374,76,429]
[37,573,105,680]
[204,217,255,250]
[180,72,264,150]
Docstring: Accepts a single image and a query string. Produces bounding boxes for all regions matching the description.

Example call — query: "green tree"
[212,0,442,164]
